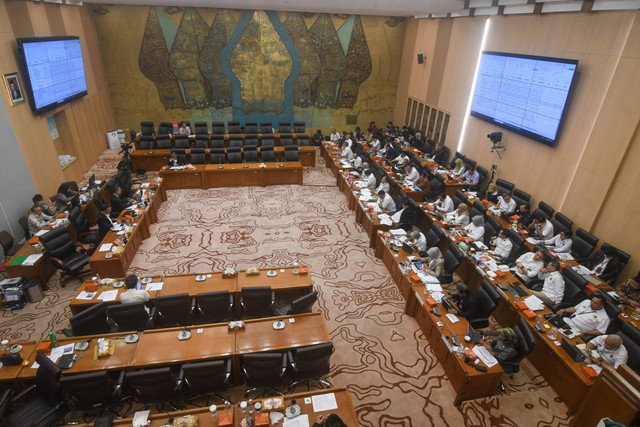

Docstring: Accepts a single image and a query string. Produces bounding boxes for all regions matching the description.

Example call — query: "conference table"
[69,266,314,315]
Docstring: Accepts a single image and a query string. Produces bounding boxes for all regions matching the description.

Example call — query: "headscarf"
[454,158,464,173]
[426,247,443,269]
[472,215,485,227]
[501,327,518,343]
[457,204,469,216]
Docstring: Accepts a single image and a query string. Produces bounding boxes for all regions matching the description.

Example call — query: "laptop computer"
[88,174,96,189]
[560,338,586,362]
[467,324,480,344]
[441,297,455,312]
[402,242,415,255]
[545,314,568,328]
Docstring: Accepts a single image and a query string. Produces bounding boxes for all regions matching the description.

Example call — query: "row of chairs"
[1,341,333,425]
[69,289,319,335]
[170,146,300,165]
[140,121,307,137]
[139,133,311,150]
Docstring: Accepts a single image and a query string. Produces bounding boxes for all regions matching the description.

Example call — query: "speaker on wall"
[417,53,424,64]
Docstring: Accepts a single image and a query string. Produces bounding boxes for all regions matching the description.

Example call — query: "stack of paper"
[99,243,113,252]
[523,295,545,311]
[22,254,43,266]
[76,291,97,300]
[473,345,499,368]
[98,290,118,302]
[556,252,575,261]
[526,237,540,245]
[389,229,407,237]
[145,282,164,291]
[378,214,392,225]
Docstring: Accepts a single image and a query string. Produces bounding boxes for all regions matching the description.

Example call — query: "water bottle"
[49,332,59,348]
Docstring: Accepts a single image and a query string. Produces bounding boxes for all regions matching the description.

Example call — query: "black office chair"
[599,243,631,284]
[429,174,445,194]
[242,352,288,397]
[193,135,209,149]
[297,135,311,146]
[210,148,226,164]
[548,274,584,311]
[476,165,488,187]
[504,229,526,264]
[211,135,226,149]
[18,216,30,240]
[241,286,274,318]
[170,135,186,149]
[108,303,154,332]
[227,147,243,163]
[452,190,467,209]
[287,342,333,392]
[280,133,293,146]
[261,135,275,148]
[499,317,536,374]
[154,293,194,327]
[140,121,154,136]
[284,145,299,161]
[293,121,306,133]
[229,135,243,148]
[0,231,23,258]
[571,228,599,263]
[194,121,209,136]
[68,206,100,247]
[228,121,242,134]
[0,389,14,423]
[260,122,273,134]
[462,157,477,171]
[4,353,68,427]
[39,226,90,287]
[245,122,258,134]
[125,367,181,411]
[170,149,187,165]
[158,122,173,135]
[69,302,110,336]
[244,134,259,147]
[261,146,276,162]
[180,359,232,405]
[617,323,640,371]
[468,286,498,330]
[275,291,318,316]
[195,291,234,324]
[483,220,499,246]
[495,178,515,195]
[469,200,488,219]
[449,151,465,169]
[279,121,292,133]
[244,146,259,163]
[60,370,126,418]
[156,135,172,149]
[138,135,154,151]
[211,121,225,135]
[481,279,502,308]
[190,148,206,164]
[425,223,445,249]
[441,243,463,284]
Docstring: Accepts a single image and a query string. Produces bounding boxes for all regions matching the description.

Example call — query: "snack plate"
[113,281,124,288]
[285,404,301,419]
[141,277,153,284]
[124,334,139,344]
[105,253,113,259]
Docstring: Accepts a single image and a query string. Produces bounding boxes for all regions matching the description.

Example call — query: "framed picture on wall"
[3,73,25,106]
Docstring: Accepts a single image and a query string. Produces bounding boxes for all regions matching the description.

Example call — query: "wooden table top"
[0,341,36,381]
[159,272,234,296]
[237,266,312,291]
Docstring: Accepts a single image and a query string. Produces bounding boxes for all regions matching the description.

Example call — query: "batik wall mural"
[91,5,405,132]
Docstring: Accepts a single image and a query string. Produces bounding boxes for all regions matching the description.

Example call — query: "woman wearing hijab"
[488,328,519,373]
[452,158,465,177]
[421,247,445,278]
[447,203,470,227]
[465,215,486,241]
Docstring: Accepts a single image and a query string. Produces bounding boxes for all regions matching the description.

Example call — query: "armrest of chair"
[469,317,490,330]
[33,401,67,427]
[271,292,276,307]
[11,384,35,403]
[287,350,296,371]
[176,369,184,390]
[224,359,232,384]
[148,306,156,328]
[47,256,67,270]
[229,294,234,311]
[439,274,453,285]
[190,297,197,314]
[114,370,126,395]
[280,353,287,378]
[551,303,573,312]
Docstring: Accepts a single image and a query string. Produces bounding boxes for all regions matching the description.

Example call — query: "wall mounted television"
[16,36,88,115]
[470,51,578,147]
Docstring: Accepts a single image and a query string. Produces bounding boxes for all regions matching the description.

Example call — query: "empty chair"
[495,178,515,195]
[441,243,464,284]
[275,291,318,316]
[140,121,154,136]
[125,367,181,409]
[481,278,502,308]
[194,121,209,135]
[227,147,243,163]
[244,146,259,163]
[504,229,526,263]
[280,133,293,146]
[279,121,292,133]
[261,134,275,148]
[170,149,187,165]
[108,302,154,332]
[193,135,210,149]
[293,121,306,133]
[228,121,242,134]
[561,266,589,292]
[571,228,599,263]
[551,212,573,235]
[425,223,446,249]
[0,231,23,258]
[154,293,194,327]
[244,134,259,147]
[476,165,488,185]
[452,190,468,209]
[190,148,206,164]
[512,188,531,207]
[229,135,243,148]
[18,216,29,240]
[68,206,100,246]
[180,359,232,405]
[138,136,154,150]
[211,121,226,135]
[260,122,273,134]
[297,134,311,146]
[261,146,276,162]
[211,135,226,149]
[538,201,555,218]
[60,370,125,418]
[245,122,258,134]
[210,148,226,164]
[469,200,488,219]
[617,323,640,371]
[69,302,110,336]
[158,122,173,135]
[242,352,287,397]
[465,287,497,330]
[429,174,445,194]
[195,291,234,324]
[288,342,333,392]
[155,135,172,149]
[4,353,68,427]
[285,145,299,161]
[241,286,274,318]
[173,135,189,149]
[39,227,90,286]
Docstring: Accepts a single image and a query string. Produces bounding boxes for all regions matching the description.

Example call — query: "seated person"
[452,283,482,322]
[109,185,131,217]
[435,193,454,213]
[352,153,362,169]
[312,130,324,144]
[369,136,381,150]
[485,183,499,204]
[363,169,376,190]
[414,171,430,191]
[27,205,52,235]
[410,230,427,254]
[585,334,628,369]
[515,250,545,283]
[341,143,353,160]
[375,175,390,194]
[556,294,609,338]
[462,166,480,187]
[451,158,465,177]
[542,229,573,253]
[487,328,519,373]
[420,247,444,278]
[394,200,414,232]
[313,414,347,427]
[55,182,78,211]
[179,121,191,135]
[377,190,396,214]
[97,203,115,239]
[367,121,377,135]
[32,194,56,216]
[385,143,400,161]
[497,193,517,216]
[392,152,409,165]
[531,260,565,306]
[616,272,640,307]
[446,203,470,227]
[330,128,341,141]
[167,153,182,167]
[430,142,448,165]
[120,274,150,310]
[490,228,513,260]
[585,246,622,283]
[531,214,554,240]
[404,164,420,182]
[515,203,533,227]
[465,215,485,241]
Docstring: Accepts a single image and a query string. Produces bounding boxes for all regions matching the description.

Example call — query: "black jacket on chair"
[396,208,414,232]
[109,194,128,216]
[585,251,622,283]
[97,212,113,239]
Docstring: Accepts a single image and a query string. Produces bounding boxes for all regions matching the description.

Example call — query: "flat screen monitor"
[16,36,88,115]
[470,51,578,147]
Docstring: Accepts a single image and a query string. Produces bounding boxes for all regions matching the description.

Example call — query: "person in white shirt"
[586,335,628,369]
[557,295,610,337]
[375,176,390,194]
[178,122,191,135]
[405,165,420,182]
[393,153,409,165]
[364,169,376,189]
[446,203,470,227]
[531,260,565,306]
[352,154,362,169]
[28,206,52,236]
[411,230,427,254]
[543,230,573,253]
[451,158,465,177]
[370,137,381,150]
[377,190,396,214]
[515,250,545,282]
[532,215,554,240]
[435,193,454,213]
[330,128,341,141]
[344,135,353,149]
[497,193,517,216]
[465,215,485,241]
[120,274,150,311]
[341,144,353,160]
[490,228,513,259]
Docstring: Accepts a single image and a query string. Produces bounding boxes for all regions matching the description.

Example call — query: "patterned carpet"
[0,149,572,426]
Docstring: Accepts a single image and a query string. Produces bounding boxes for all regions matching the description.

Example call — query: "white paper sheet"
[34,229,48,237]
[426,283,443,293]
[76,291,97,300]
[389,228,407,237]
[523,295,545,311]
[311,392,338,412]
[22,254,43,266]
[145,282,164,291]
[446,313,460,323]
[526,237,540,245]
[99,243,113,252]
[473,345,499,368]
[283,414,310,427]
[98,290,119,302]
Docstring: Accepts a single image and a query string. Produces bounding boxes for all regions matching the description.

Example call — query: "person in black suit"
[97,204,115,239]
[585,246,622,283]
[431,142,449,165]
[109,185,129,216]
[395,199,414,232]
[385,143,399,161]
[452,283,482,322]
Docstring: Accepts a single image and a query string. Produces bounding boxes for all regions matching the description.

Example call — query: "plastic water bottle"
[49,332,59,348]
